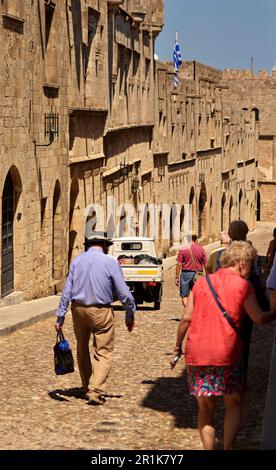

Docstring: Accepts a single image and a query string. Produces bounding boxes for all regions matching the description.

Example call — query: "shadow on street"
[48,387,87,402]
[141,368,198,430]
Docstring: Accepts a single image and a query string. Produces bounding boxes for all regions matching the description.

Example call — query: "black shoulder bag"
[205,273,240,336]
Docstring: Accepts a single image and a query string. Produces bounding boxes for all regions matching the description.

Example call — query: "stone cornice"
[104,122,154,135]
[141,169,152,177]
[197,147,222,156]
[244,157,256,165]
[69,154,105,165]
[153,150,169,156]
[168,158,196,171]
[2,12,24,24]
[69,107,108,116]
[257,180,276,185]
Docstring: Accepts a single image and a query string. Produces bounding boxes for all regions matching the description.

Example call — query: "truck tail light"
[118,258,133,265]
[147,282,157,286]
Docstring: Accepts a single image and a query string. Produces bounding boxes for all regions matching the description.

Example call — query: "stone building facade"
[152,60,259,255]
[0,0,70,302]
[0,0,275,302]
[222,68,276,222]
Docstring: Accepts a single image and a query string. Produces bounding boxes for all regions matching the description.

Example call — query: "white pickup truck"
[110,237,163,310]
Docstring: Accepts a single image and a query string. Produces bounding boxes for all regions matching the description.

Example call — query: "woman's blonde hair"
[220,241,257,268]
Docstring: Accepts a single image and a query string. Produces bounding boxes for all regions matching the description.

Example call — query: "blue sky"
[156,0,276,73]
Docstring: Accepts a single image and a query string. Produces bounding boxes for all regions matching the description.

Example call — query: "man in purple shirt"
[55,233,136,406]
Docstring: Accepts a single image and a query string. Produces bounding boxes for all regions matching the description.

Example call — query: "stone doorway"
[1,173,14,298]
[238,189,243,220]
[256,190,261,221]
[198,184,207,239]
[229,196,233,225]
[180,205,185,243]
[52,181,63,281]
[221,193,226,231]
[189,187,195,233]
[68,179,79,267]
[170,203,178,249]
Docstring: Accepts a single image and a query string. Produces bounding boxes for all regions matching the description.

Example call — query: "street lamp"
[45,113,58,143]
[120,160,129,178]
[245,179,256,192]
[34,113,59,148]
[131,175,140,195]
[157,165,165,179]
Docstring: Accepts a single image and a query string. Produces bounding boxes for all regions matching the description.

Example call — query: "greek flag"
[173,39,182,88]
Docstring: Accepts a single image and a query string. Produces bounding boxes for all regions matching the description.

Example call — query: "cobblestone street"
[0,224,275,450]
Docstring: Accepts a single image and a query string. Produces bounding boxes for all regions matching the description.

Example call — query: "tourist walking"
[228,219,249,243]
[175,234,207,307]
[55,233,136,406]
[266,254,276,309]
[265,227,276,278]
[228,220,269,376]
[171,242,276,450]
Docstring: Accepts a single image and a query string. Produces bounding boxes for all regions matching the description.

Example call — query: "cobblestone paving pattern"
[0,226,274,450]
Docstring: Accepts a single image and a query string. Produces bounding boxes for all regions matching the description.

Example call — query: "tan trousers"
[71,302,114,395]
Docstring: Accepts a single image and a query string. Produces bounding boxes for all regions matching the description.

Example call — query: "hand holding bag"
[54,331,74,375]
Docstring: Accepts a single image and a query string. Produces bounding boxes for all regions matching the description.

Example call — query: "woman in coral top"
[171,242,276,450]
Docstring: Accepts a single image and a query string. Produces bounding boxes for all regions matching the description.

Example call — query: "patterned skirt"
[187,357,246,396]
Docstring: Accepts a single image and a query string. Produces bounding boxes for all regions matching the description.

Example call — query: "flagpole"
[176,31,178,42]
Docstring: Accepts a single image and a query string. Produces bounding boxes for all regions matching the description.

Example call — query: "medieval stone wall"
[0,0,69,299]
[222,69,276,222]
[152,60,258,251]
[0,0,39,298]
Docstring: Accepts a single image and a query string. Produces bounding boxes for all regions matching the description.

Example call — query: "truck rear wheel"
[154,301,161,310]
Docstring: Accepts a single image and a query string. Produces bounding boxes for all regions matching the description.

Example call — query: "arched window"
[252,107,259,122]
